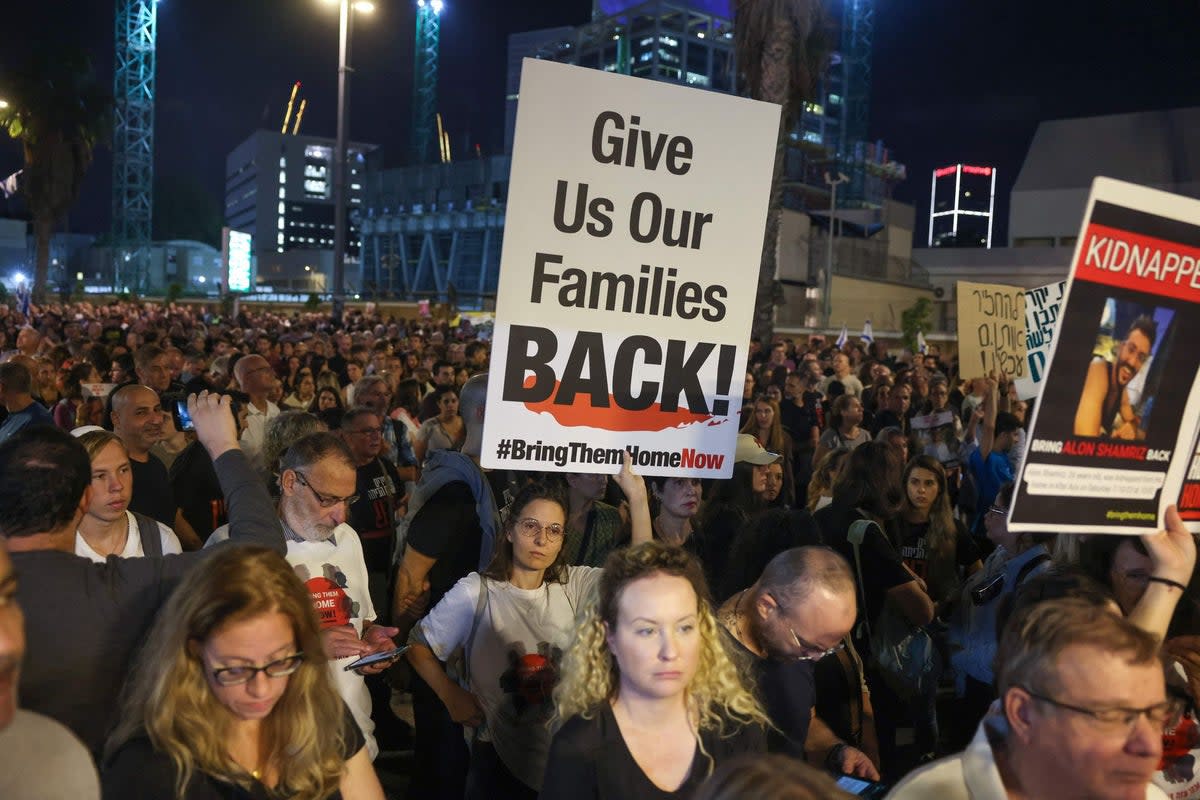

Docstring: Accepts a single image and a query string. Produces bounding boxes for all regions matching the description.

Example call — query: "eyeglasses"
[293,471,359,508]
[986,505,1008,517]
[775,598,846,661]
[787,627,846,661]
[1021,687,1185,735]
[210,653,305,686]
[346,426,383,437]
[514,517,565,542]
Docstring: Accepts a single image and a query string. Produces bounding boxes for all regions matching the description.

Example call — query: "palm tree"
[0,47,111,302]
[734,0,830,345]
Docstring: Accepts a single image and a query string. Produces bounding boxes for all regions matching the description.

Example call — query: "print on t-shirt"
[498,641,562,717]
[1160,711,1200,799]
[294,563,361,628]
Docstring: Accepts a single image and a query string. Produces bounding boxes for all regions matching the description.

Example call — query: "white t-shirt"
[285,525,379,759]
[74,511,182,563]
[890,708,1169,800]
[208,521,380,759]
[1156,662,1200,800]
[418,567,602,790]
[239,400,281,473]
[0,710,99,800]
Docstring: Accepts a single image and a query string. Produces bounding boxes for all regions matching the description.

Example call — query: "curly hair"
[105,546,349,800]
[554,542,768,737]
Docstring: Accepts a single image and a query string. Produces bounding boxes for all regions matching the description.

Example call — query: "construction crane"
[111,0,157,293]
[838,0,874,206]
[281,81,300,133]
[293,99,307,135]
[411,0,442,164]
[281,82,308,135]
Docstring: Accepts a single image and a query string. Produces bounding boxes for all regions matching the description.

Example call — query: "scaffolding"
[411,0,442,165]
[111,0,156,293]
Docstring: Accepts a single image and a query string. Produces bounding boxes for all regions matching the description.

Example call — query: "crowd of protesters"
[0,297,1195,800]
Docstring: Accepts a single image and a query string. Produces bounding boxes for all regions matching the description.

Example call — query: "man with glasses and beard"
[717,546,880,781]
[208,431,401,760]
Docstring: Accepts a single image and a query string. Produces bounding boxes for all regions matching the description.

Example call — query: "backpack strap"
[846,518,875,641]
[1014,552,1051,589]
[132,512,163,559]
[462,574,490,687]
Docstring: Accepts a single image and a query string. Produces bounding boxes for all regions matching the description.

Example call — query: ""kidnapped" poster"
[1009,178,1200,534]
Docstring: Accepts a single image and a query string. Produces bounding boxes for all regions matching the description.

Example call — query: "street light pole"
[331,0,354,323]
[823,171,849,330]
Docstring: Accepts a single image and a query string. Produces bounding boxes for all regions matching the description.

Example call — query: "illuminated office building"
[928,163,996,248]
[224,131,379,291]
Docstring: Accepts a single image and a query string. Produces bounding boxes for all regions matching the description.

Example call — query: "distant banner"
[481,59,780,476]
[955,281,1027,380]
[1013,280,1067,400]
[1010,178,1200,534]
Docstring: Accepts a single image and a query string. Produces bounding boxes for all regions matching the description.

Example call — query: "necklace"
[724,589,749,647]
[84,517,130,558]
[727,589,767,658]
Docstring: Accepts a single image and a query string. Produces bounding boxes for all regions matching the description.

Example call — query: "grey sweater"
[13,448,282,756]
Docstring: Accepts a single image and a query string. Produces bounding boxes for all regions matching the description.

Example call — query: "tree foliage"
[901,297,934,354]
[734,0,831,345]
[0,47,112,301]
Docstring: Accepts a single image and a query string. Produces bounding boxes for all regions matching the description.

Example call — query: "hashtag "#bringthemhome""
[497,439,726,470]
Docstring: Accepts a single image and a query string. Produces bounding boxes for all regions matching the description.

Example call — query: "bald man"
[234,354,280,472]
[110,384,176,528]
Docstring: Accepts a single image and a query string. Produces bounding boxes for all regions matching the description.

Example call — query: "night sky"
[3,0,1199,246]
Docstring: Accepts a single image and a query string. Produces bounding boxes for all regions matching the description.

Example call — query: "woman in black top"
[890,455,981,614]
[102,546,383,800]
[542,543,767,799]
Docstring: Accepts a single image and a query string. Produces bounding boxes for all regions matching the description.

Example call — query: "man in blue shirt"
[0,362,53,443]
[965,375,1020,536]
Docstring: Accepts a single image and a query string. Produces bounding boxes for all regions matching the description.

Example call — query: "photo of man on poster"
[1074,305,1162,440]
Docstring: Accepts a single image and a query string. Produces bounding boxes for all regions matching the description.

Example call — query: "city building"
[927,163,997,248]
[358,156,510,306]
[79,240,225,295]
[1009,106,1200,247]
[224,131,379,292]
[914,105,1200,332]
[358,0,919,316]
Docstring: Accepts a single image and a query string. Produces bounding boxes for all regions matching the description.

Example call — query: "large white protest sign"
[1013,279,1067,400]
[481,59,780,476]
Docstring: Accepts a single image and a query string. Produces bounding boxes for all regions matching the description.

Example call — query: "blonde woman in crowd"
[542,542,768,799]
[103,546,384,799]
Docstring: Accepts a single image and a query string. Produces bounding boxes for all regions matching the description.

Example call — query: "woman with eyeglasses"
[102,545,386,799]
[542,542,768,799]
[406,458,651,799]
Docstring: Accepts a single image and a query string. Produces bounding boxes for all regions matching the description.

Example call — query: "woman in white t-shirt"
[407,458,650,799]
[73,430,182,562]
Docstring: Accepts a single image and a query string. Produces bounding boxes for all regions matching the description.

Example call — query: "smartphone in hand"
[344,645,410,672]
